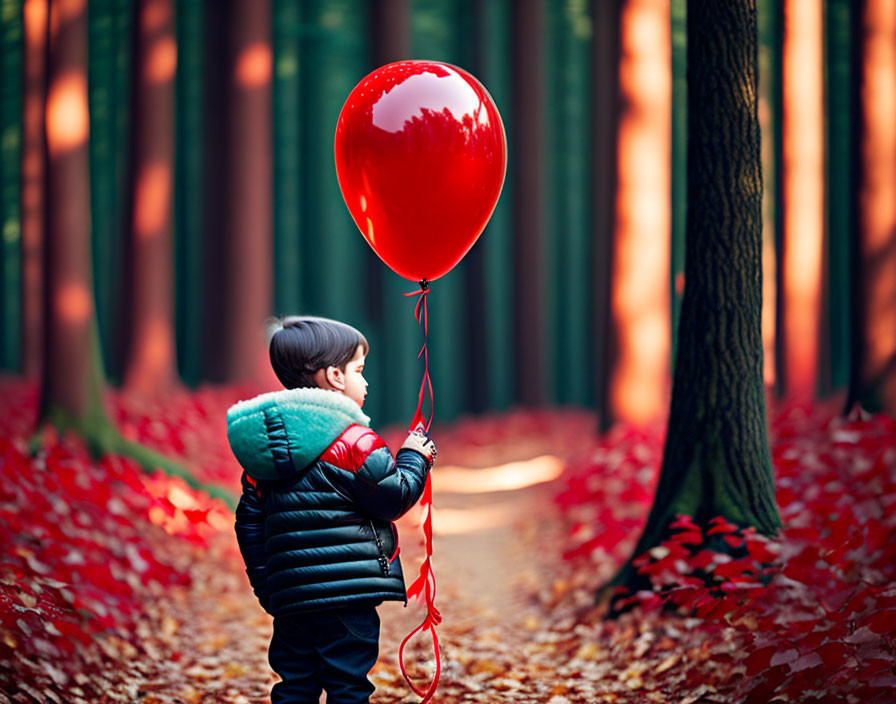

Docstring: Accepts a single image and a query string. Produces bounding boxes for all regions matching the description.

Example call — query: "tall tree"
[173,0,203,386]
[757,0,780,390]
[88,0,134,382]
[475,0,515,413]
[21,0,45,379]
[591,0,619,430]
[511,0,546,406]
[670,0,687,368]
[41,0,101,429]
[778,0,824,402]
[845,0,896,418]
[821,0,853,396]
[272,0,303,318]
[124,0,178,395]
[605,0,781,601]
[608,0,671,427]
[546,0,594,408]
[224,0,274,385]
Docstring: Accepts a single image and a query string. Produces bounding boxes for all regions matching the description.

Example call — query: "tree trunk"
[511,0,546,406]
[779,0,824,402]
[21,0,46,379]
[224,0,274,385]
[608,0,671,427]
[670,0,687,371]
[87,0,134,384]
[591,0,619,431]
[546,0,593,408]
[845,0,896,419]
[758,0,780,390]
[124,0,178,396]
[272,0,304,317]
[174,0,203,387]
[821,0,853,396]
[41,0,97,422]
[605,0,781,603]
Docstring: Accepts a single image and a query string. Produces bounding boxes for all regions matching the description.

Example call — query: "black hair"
[267,316,369,390]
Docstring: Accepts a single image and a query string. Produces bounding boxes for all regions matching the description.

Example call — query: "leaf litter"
[0,378,893,703]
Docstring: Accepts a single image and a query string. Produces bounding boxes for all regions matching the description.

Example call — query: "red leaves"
[0,379,243,697]
[744,645,778,675]
[706,517,739,535]
[861,608,896,635]
[816,640,852,668]
[556,399,896,703]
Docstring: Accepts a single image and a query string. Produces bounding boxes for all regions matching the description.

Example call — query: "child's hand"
[401,429,437,465]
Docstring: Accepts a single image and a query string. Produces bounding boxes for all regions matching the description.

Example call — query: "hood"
[226,387,371,481]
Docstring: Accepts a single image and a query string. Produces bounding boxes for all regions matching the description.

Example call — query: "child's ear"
[325,365,346,391]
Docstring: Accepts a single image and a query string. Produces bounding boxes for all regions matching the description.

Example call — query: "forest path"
[372,454,572,702]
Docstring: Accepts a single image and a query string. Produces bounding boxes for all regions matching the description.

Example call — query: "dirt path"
[371,455,575,703]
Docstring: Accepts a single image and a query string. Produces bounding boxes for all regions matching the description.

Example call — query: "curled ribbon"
[398,279,440,703]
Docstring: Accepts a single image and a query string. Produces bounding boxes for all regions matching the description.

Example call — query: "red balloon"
[335,60,507,283]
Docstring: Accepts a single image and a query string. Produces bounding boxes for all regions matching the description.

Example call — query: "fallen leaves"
[1,377,893,703]
[554,398,896,704]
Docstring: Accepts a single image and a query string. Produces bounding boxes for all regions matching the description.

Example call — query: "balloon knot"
[419,278,429,292]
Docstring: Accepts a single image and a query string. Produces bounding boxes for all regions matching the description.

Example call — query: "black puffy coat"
[227,387,431,616]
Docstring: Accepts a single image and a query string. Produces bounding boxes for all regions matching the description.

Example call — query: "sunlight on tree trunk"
[757,0,778,389]
[609,0,671,427]
[124,0,178,396]
[42,0,94,420]
[847,0,896,419]
[780,0,824,402]
[21,0,46,379]
[226,0,274,386]
[603,0,781,609]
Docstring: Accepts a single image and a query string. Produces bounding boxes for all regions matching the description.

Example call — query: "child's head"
[268,316,369,408]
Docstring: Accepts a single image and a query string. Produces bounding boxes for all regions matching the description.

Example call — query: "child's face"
[314,344,368,408]
[340,344,368,409]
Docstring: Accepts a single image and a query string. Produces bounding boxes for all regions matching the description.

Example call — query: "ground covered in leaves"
[1,376,894,703]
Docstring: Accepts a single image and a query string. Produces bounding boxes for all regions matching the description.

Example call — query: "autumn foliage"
[557,402,896,702]
[0,378,241,702]
[1,375,894,703]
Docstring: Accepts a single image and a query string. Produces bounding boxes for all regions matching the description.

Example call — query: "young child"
[227,316,436,704]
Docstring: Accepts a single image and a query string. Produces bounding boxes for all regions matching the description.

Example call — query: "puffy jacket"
[226,387,431,616]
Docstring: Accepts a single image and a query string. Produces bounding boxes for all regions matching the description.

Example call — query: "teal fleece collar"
[226,387,371,480]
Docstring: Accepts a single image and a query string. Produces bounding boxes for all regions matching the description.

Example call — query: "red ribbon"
[398,279,440,703]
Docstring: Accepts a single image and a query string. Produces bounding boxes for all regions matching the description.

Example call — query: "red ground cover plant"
[556,403,896,703]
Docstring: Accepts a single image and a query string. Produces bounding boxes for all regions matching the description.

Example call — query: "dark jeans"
[268,603,380,704]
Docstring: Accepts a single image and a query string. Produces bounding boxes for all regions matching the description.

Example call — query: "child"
[227,316,436,704]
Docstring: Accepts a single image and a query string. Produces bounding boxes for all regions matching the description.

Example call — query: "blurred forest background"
[0,0,893,430]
